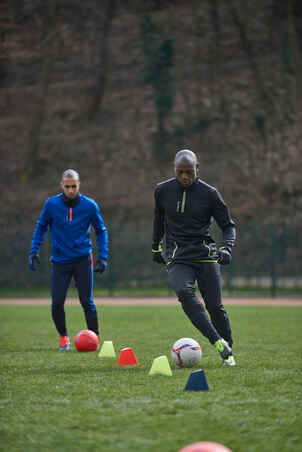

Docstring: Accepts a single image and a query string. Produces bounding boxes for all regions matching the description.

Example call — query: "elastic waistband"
[51,254,90,265]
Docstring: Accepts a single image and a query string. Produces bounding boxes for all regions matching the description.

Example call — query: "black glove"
[152,247,165,264]
[94,258,107,274]
[217,248,232,265]
[28,253,40,271]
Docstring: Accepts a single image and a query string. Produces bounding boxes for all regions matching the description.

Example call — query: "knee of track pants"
[177,287,201,307]
[206,303,226,316]
[80,299,97,313]
[51,299,65,310]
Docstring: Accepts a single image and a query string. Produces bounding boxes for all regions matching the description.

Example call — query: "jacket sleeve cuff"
[152,244,162,253]
[218,245,232,254]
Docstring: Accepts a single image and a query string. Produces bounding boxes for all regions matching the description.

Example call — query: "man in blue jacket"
[28,169,108,351]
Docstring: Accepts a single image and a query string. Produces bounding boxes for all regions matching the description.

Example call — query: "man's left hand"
[217,248,232,265]
[152,245,165,264]
[94,258,107,274]
[28,253,40,271]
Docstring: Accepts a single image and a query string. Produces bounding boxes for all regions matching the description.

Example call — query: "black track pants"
[167,262,233,346]
[51,255,99,336]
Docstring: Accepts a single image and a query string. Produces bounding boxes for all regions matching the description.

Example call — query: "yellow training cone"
[148,355,172,376]
[98,341,116,358]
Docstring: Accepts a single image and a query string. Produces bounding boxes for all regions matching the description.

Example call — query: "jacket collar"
[61,192,81,207]
[176,177,198,191]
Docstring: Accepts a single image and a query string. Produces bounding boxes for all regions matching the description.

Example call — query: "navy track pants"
[167,262,233,346]
[51,254,99,336]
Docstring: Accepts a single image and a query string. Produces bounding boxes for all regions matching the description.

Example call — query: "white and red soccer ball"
[171,337,202,368]
[74,330,99,352]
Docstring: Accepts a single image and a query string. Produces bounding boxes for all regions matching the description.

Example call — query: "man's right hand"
[28,253,40,271]
[152,248,165,264]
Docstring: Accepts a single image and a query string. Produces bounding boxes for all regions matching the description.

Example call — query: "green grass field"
[1,304,301,452]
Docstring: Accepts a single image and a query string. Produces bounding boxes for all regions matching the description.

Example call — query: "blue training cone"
[184,369,209,391]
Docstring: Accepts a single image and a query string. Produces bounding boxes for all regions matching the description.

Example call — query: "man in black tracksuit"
[152,149,236,365]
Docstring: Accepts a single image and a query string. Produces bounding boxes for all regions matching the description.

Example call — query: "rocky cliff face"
[1,0,302,285]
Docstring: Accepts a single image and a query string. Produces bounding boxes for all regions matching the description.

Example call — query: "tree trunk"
[26,0,57,178]
[87,0,116,121]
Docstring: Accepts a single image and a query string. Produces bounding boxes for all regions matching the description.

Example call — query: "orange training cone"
[117,347,138,366]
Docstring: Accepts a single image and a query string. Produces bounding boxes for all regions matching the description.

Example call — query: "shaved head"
[174,149,198,166]
[61,169,80,199]
[61,169,80,181]
[174,149,199,187]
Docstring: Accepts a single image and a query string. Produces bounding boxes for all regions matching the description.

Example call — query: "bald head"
[174,149,199,188]
[174,149,197,166]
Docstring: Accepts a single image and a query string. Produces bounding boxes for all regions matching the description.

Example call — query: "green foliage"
[157,117,213,160]
[282,31,294,74]
[1,304,302,452]
[275,2,294,74]
[141,14,175,160]
[209,0,219,31]
[254,113,267,143]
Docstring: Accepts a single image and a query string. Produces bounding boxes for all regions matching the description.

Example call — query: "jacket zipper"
[177,190,187,213]
[69,208,72,222]
[181,190,186,213]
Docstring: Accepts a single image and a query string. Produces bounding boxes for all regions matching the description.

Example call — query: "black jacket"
[152,177,236,264]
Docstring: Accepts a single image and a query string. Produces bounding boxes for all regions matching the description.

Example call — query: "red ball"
[179,442,232,452]
[74,330,99,352]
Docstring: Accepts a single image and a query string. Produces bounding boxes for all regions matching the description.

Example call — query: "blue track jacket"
[30,193,108,263]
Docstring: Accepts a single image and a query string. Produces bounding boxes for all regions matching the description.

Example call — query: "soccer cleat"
[214,338,232,360]
[59,335,70,351]
[222,355,236,366]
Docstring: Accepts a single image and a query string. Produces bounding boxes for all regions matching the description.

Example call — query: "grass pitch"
[1,303,301,452]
